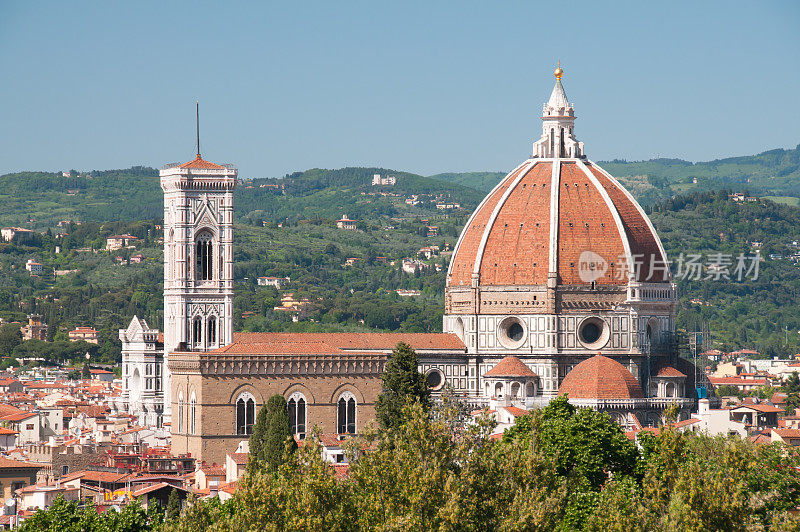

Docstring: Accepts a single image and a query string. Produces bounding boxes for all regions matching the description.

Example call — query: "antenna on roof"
[196,101,201,158]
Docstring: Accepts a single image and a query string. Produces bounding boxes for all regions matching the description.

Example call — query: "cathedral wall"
[171,372,382,465]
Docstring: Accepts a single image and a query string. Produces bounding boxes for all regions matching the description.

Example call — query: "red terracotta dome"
[557,355,644,400]
[483,356,538,378]
[447,159,668,288]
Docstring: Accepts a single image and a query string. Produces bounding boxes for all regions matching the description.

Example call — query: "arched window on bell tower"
[207,316,216,347]
[195,231,214,281]
[192,316,203,349]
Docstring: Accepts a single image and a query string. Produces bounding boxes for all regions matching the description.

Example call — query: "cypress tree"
[165,488,180,519]
[248,394,295,472]
[376,342,430,430]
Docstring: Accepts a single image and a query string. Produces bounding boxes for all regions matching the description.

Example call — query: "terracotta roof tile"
[483,357,537,378]
[503,406,530,417]
[654,365,686,378]
[478,162,552,285]
[448,159,669,288]
[210,332,465,356]
[558,355,644,400]
[586,164,668,283]
[178,155,225,170]
[0,457,40,469]
[449,163,530,286]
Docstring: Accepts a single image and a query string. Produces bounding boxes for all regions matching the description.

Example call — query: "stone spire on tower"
[532,64,585,159]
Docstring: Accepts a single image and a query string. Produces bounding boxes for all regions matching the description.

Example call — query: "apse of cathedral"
[120,69,696,464]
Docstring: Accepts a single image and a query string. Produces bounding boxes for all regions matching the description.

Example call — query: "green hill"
[426,171,507,192]
[0,166,484,230]
[428,145,800,206]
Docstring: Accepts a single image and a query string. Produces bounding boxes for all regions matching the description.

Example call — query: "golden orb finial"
[554,60,563,80]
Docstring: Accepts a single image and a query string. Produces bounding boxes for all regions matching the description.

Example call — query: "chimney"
[698,398,710,415]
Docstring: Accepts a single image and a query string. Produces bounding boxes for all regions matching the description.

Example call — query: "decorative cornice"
[167,352,388,377]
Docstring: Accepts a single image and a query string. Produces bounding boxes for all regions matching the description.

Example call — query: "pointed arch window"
[195,231,213,280]
[189,393,197,435]
[287,392,307,439]
[236,392,255,435]
[560,127,566,158]
[207,316,216,346]
[192,317,203,348]
[337,392,357,434]
[177,392,185,434]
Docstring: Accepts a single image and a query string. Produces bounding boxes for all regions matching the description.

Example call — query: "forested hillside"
[652,191,800,356]
[430,145,800,207]
[0,166,483,230]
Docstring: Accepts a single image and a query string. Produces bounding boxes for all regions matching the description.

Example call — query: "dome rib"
[447,160,531,286]
[576,159,633,275]
[471,160,538,279]
[556,162,627,285]
[586,162,670,282]
[477,162,551,285]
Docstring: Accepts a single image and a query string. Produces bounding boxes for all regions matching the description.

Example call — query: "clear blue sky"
[1,1,798,179]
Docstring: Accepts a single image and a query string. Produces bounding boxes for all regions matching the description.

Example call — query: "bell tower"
[160,106,236,416]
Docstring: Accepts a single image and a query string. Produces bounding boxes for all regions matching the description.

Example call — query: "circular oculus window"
[497,317,526,349]
[425,369,444,390]
[577,317,610,349]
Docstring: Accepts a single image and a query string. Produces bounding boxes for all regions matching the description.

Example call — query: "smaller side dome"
[558,355,643,400]
[483,356,537,378]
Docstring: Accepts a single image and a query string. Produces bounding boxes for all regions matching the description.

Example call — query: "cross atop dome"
[532,64,584,159]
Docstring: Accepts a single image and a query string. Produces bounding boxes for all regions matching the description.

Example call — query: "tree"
[375,342,430,429]
[82,362,91,380]
[784,371,800,394]
[0,324,22,355]
[530,396,640,491]
[249,394,295,472]
[166,488,181,519]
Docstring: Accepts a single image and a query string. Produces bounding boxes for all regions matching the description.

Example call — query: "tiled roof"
[219,480,238,494]
[2,412,37,422]
[673,418,701,428]
[733,404,784,414]
[448,160,668,287]
[133,482,191,497]
[0,457,40,469]
[558,355,644,400]
[61,470,128,483]
[654,365,686,378]
[0,428,19,435]
[178,155,225,170]
[0,405,25,417]
[771,393,788,403]
[773,429,800,439]
[483,356,537,378]
[332,464,350,481]
[230,453,248,465]
[503,406,530,417]
[210,332,465,356]
[709,377,767,386]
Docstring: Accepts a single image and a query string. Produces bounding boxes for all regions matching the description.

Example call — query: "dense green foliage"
[375,342,430,429]
[651,190,800,355]
[18,497,164,532]
[249,394,295,472]
[160,399,800,531]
